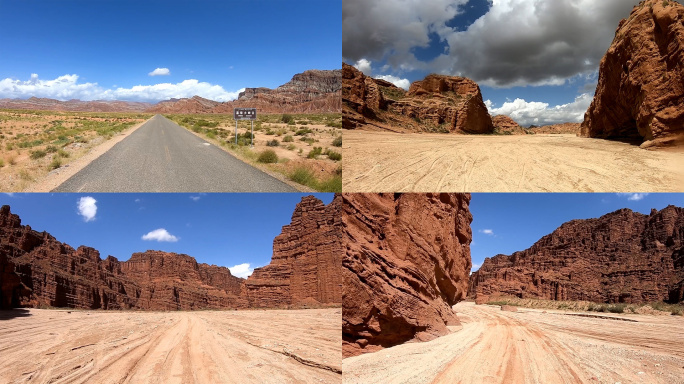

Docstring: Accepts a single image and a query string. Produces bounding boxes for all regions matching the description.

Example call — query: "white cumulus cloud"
[479,229,494,235]
[0,73,244,103]
[141,228,179,242]
[375,74,411,90]
[229,263,255,279]
[617,193,649,201]
[486,93,592,127]
[353,59,373,75]
[148,68,170,76]
[77,196,97,222]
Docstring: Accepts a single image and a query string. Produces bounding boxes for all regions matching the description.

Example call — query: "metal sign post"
[233,108,257,147]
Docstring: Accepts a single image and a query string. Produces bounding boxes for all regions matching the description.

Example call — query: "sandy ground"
[0,308,341,384]
[343,302,684,384]
[342,131,684,192]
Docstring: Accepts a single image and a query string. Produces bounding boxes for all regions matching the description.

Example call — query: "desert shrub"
[325,149,342,161]
[608,304,626,313]
[281,114,294,124]
[45,145,58,153]
[286,144,296,151]
[283,135,294,142]
[332,136,342,147]
[289,167,315,185]
[295,128,313,136]
[257,149,278,163]
[318,175,342,192]
[49,157,62,170]
[307,147,323,159]
[57,149,70,158]
[0,159,4,167]
[266,139,280,147]
[30,149,47,159]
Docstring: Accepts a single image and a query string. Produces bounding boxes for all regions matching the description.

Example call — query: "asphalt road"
[53,115,297,192]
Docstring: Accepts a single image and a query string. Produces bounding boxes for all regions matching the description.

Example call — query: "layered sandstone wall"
[0,206,243,310]
[342,193,472,357]
[471,206,684,304]
[244,195,343,308]
[581,1,684,146]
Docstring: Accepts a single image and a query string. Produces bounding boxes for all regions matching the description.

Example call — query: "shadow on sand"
[0,308,32,320]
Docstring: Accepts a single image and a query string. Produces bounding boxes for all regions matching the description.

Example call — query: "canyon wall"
[471,206,684,304]
[342,193,472,357]
[244,195,343,308]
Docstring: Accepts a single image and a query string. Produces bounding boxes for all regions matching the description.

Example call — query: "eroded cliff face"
[342,193,472,357]
[471,206,684,304]
[244,195,343,308]
[0,195,343,310]
[342,63,494,134]
[581,1,684,146]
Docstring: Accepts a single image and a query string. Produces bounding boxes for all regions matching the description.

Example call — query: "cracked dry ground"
[0,308,341,384]
[343,302,684,384]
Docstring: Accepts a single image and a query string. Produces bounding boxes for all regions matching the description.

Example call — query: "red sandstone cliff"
[471,206,684,304]
[581,0,684,146]
[244,195,343,308]
[342,63,494,134]
[342,193,472,357]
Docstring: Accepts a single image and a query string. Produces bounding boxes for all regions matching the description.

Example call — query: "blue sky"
[0,193,334,278]
[469,193,684,272]
[343,0,641,126]
[0,0,341,103]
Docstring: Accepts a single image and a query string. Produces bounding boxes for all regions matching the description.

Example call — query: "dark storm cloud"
[344,0,639,87]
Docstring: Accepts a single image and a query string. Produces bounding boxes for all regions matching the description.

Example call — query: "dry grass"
[0,109,151,191]
[166,113,342,192]
[484,296,684,316]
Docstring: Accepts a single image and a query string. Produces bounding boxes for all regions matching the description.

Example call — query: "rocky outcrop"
[493,115,527,135]
[148,69,342,114]
[342,193,472,357]
[581,1,684,146]
[0,97,152,112]
[471,206,684,304]
[244,195,343,308]
[342,63,494,134]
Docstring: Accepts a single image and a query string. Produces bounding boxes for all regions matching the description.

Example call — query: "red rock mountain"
[146,69,342,114]
[342,193,472,357]
[244,195,343,308]
[342,63,494,134]
[581,0,684,146]
[470,206,684,304]
[492,115,527,135]
[0,97,152,112]
[0,195,342,310]
[0,69,341,114]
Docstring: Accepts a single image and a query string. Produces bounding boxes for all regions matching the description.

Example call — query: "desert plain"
[0,308,341,384]
[343,302,684,384]
[342,130,684,192]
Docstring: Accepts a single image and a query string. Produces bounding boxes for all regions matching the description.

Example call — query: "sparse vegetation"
[485,296,684,316]
[165,112,341,192]
[257,149,278,163]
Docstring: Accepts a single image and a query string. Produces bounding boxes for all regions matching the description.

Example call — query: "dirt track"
[342,131,684,192]
[343,302,684,384]
[0,308,341,384]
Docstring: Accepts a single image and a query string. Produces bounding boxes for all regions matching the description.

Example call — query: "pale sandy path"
[342,131,684,192]
[343,302,684,384]
[0,308,341,384]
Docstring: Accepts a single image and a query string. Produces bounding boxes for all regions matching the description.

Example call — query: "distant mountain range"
[0,69,341,114]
